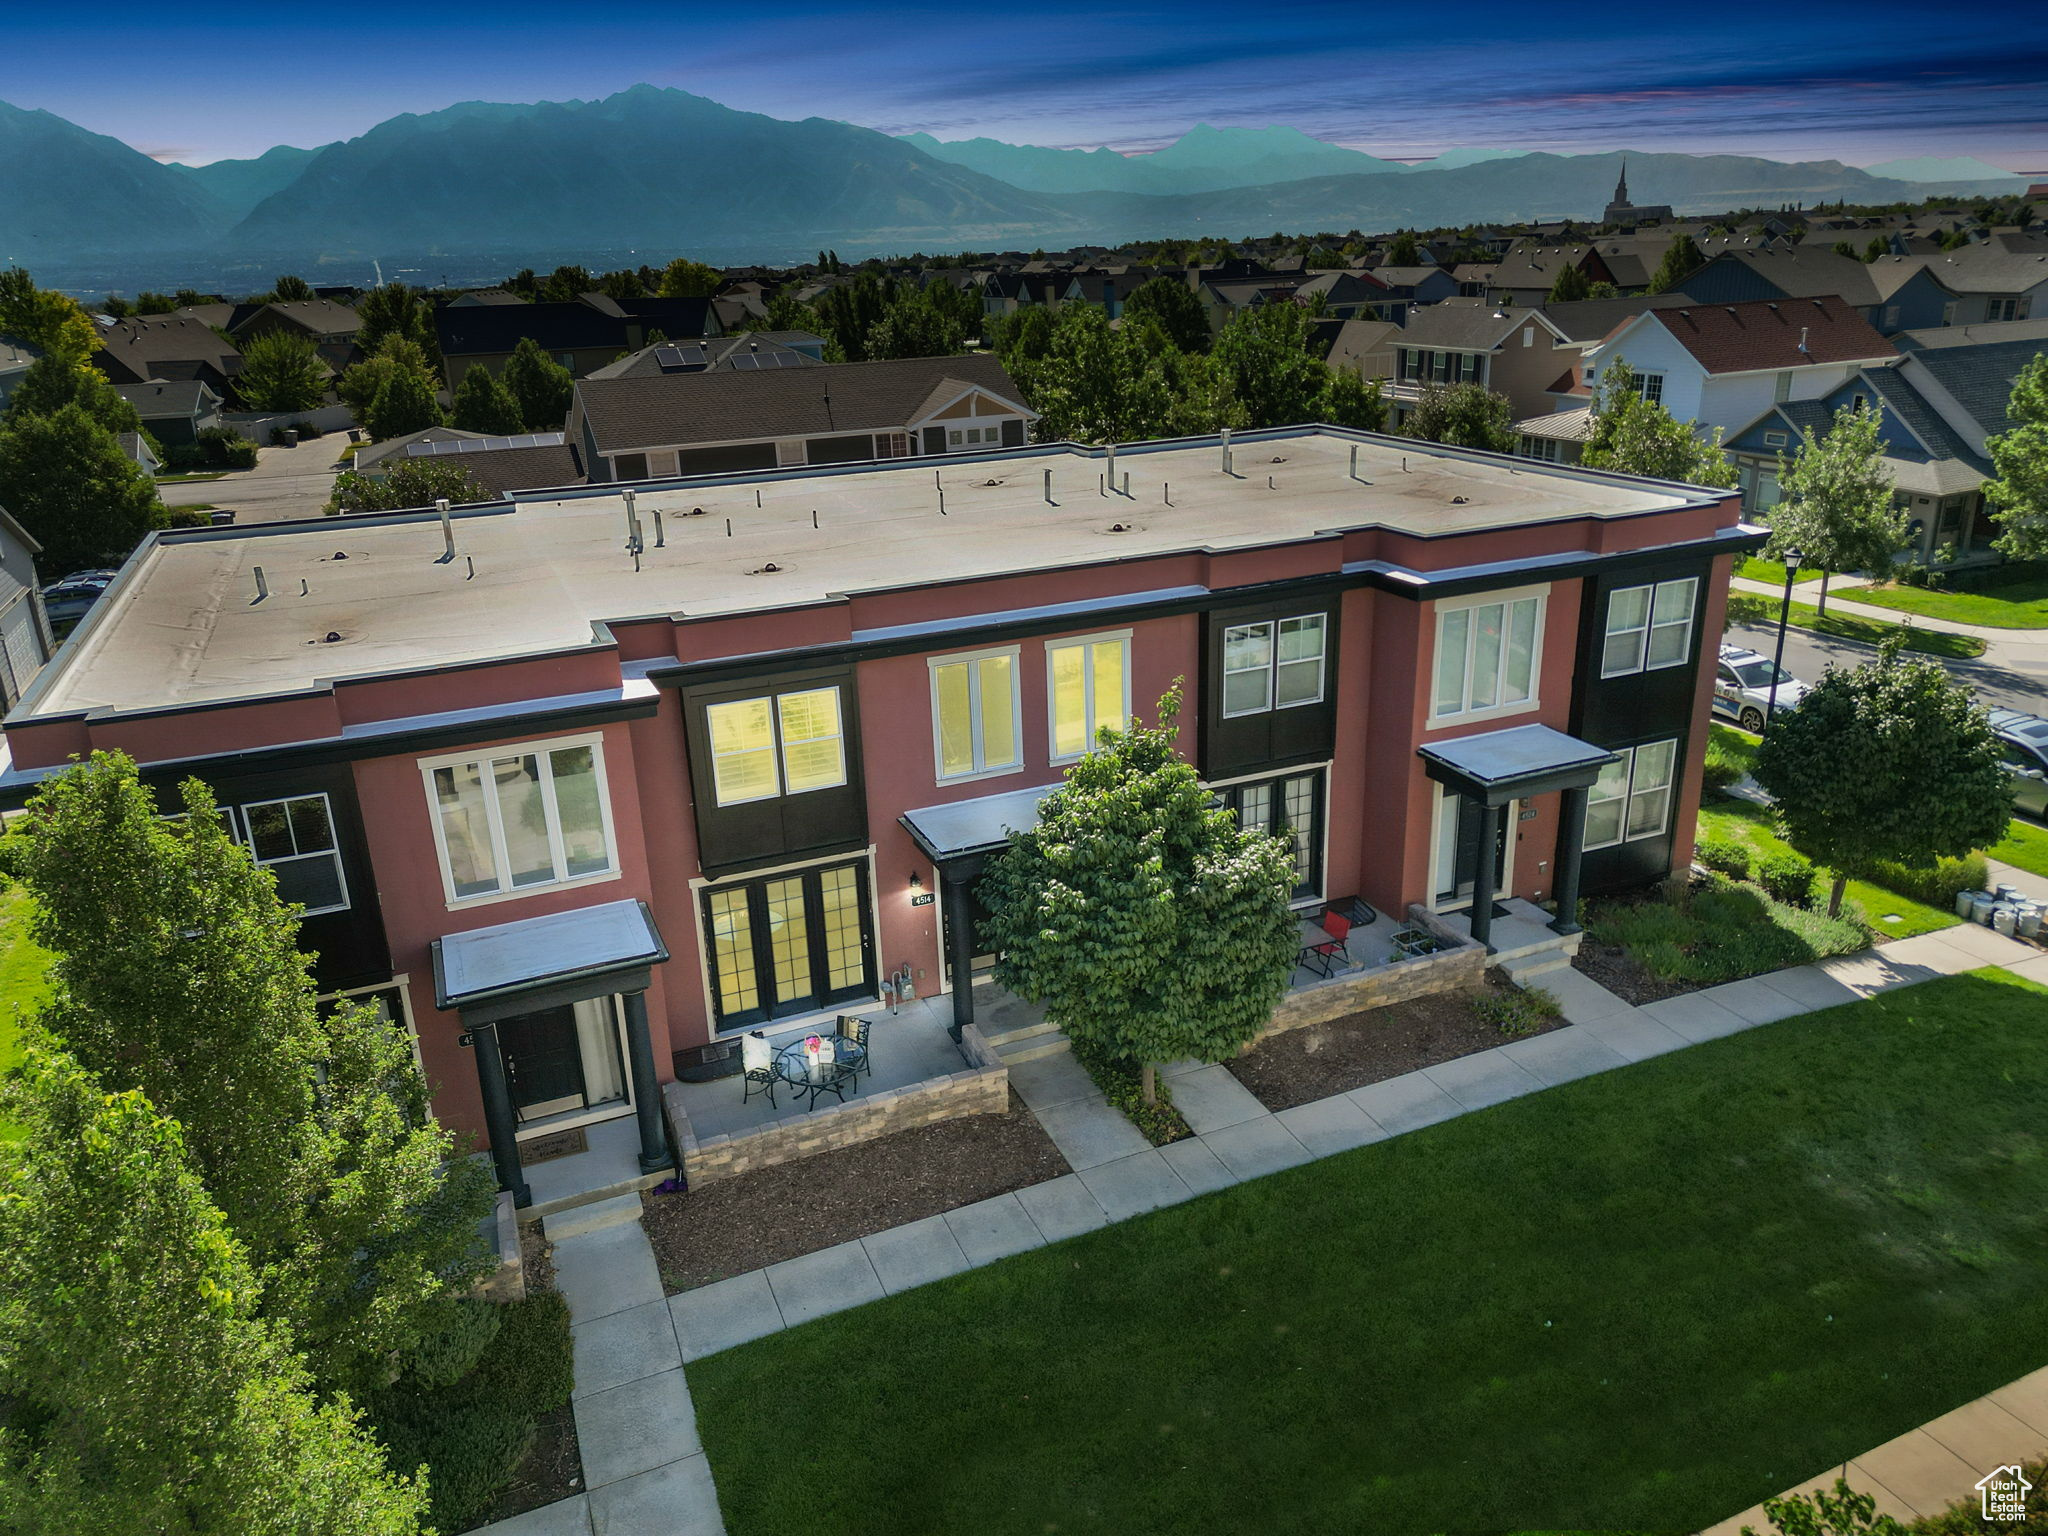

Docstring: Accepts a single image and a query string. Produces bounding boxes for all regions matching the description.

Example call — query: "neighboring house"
[1671,247,1957,334]
[1514,406,1595,465]
[434,294,721,386]
[1575,294,1898,442]
[93,316,242,395]
[1539,293,1697,347]
[1059,268,1161,319]
[352,426,504,477]
[0,427,1753,1205]
[1452,264,1498,298]
[116,432,162,477]
[229,299,361,349]
[1366,265,1459,317]
[1382,306,1579,426]
[1916,240,2048,325]
[585,334,823,380]
[1290,271,1393,321]
[348,433,582,499]
[447,290,528,307]
[113,379,225,447]
[0,503,51,710]
[568,353,1034,481]
[0,336,37,409]
[1323,319,1402,385]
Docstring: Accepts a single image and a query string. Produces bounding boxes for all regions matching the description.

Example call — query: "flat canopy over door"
[431,897,668,1025]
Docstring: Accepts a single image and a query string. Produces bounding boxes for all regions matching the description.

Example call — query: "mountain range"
[0,86,2029,280]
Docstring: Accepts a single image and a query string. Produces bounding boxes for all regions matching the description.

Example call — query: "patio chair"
[1298,908,1355,979]
[835,1015,872,1080]
[740,1030,778,1109]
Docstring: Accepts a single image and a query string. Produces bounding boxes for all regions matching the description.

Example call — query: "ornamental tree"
[450,361,526,435]
[1763,402,1906,614]
[0,1044,430,1535]
[328,458,491,515]
[235,329,328,413]
[1546,262,1592,303]
[1579,358,1739,488]
[1403,381,1516,453]
[1646,233,1705,294]
[12,753,494,1394]
[0,266,101,363]
[980,686,1299,1104]
[501,336,575,431]
[1984,352,2048,560]
[1122,274,1212,354]
[1752,637,2009,917]
[1207,302,1334,429]
[365,364,445,441]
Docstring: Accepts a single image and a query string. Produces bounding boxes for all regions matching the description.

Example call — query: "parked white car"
[1714,644,1808,733]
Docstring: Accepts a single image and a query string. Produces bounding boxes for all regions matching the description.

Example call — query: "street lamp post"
[1766,546,1805,732]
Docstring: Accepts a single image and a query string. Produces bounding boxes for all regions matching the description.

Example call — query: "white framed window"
[1773,371,1793,403]
[1634,372,1664,405]
[703,686,848,807]
[237,793,349,915]
[1762,431,1788,448]
[421,734,618,904]
[876,431,911,459]
[1601,577,1698,678]
[1584,739,1678,850]
[1047,631,1130,760]
[1518,435,1561,463]
[1431,589,1543,723]
[930,646,1022,782]
[1222,613,1327,718]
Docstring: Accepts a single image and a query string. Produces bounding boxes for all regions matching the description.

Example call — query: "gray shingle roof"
[1904,338,2041,437]
[1859,366,1985,470]
[1392,305,1557,351]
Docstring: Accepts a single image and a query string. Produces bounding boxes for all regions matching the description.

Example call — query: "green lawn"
[1708,721,1759,777]
[1698,796,1960,938]
[1784,599,1986,659]
[1990,818,2048,882]
[1737,556,1821,586]
[0,881,54,1140]
[1849,569,2048,630]
[690,971,2048,1534]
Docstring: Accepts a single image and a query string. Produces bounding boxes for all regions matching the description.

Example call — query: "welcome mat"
[519,1127,588,1165]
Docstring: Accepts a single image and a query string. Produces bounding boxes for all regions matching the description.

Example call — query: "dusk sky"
[5,1,2046,170]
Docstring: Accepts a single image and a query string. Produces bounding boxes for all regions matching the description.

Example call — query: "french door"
[1217,769,1324,902]
[701,860,876,1031]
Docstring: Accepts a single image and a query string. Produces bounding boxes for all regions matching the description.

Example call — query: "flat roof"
[432,897,666,1010]
[902,782,1059,862]
[25,429,1709,718]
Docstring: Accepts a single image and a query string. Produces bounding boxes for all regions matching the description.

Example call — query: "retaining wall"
[1255,903,1486,1040]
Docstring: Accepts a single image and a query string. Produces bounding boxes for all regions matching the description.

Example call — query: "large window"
[704,686,847,807]
[237,793,348,915]
[1585,739,1677,850]
[1217,769,1324,900]
[422,736,616,903]
[1047,632,1129,760]
[701,859,875,1030]
[930,646,1022,781]
[1432,591,1542,722]
[1601,577,1698,678]
[1222,614,1326,718]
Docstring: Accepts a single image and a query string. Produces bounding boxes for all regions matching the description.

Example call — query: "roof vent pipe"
[1107,440,1117,489]
[1797,327,1809,355]
[252,565,268,603]
[623,488,643,553]
[436,498,454,562]
[1221,427,1233,475]
[1043,467,1054,504]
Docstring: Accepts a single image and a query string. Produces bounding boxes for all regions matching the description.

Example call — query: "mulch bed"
[1571,936,1695,1006]
[1225,970,1563,1112]
[469,1225,582,1529]
[519,1221,557,1298]
[642,1089,1069,1294]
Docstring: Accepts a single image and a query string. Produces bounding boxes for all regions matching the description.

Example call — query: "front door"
[1434,790,1512,909]
[497,1004,588,1121]
[702,860,876,1031]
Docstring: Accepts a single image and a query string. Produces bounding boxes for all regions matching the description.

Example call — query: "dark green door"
[498,1005,587,1119]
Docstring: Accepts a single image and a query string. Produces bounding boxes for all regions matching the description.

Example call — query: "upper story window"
[1432,590,1542,723]
[237,793,348,915]
[931,646,1022,781]
[1989,298,2021,323]
[1601,577,1698,678]
[1585,739,1677,850]
[705,687,847,807]
[1047,632,1129,761]
[422,735,616,904]
[1223,614,1327,718]
[1635,372,1664,405]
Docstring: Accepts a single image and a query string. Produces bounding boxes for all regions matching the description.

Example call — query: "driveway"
[157,435,354,525]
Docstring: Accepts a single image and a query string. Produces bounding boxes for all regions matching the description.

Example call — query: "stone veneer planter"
[661,1023,1009,1186]
[1253,904,1488,1042]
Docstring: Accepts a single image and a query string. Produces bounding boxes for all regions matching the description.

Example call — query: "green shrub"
[1069,1037,1192,1146]
[1475,983,1561,1036]
[403,1298,503,1389]
[1724,591,1772,630]
[193,426,257,469]
[1586,874,1864,987]
[1695,836,1751,880]
[1701,737,1745,792]
[1868,851,1987,909]
[1754,849,1817,908]
[1911,1453,2048,1532]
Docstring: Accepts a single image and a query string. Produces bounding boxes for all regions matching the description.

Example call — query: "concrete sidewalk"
[1730,573,2048,649]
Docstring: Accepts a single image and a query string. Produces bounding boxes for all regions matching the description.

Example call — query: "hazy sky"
[5,1,2045,169]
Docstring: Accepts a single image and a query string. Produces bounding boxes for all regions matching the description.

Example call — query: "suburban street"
[157,435,350,524]
[1729,618,2048,715]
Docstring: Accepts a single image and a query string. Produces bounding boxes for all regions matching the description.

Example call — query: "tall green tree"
[449,362,525,435]
[338,336,438,422]
[501,337,575,431]
[1753,638,2009,917]
[0,403,166,572]
[235,330,327,413]
[13,755,495,1394]
[982,687,1298,1106]
[1384,231,1422,266]
[353,283,439,370]
[1646,233,1705,294]
[657,257,722,298]
[597,268,645,301]
[865,287,969,360]
[1546,262,1592,303]
[1,352,146,440]
[365,365,445,441]
[536,265,595,303]
[1014,305,1178,444]
[1763,402,1906,614]
[272,274,315,302]
[0,267,101,363]
[1403,382,1516,453]
[1984,352,2048,560]
[1318,364,1387,431]
[1207,303,1331,429]
[328,459,491,515]
[1122,274,1210,353]
[0,1044,430,1535]
[1579,358,1739,487]
[1864,236,1888,262]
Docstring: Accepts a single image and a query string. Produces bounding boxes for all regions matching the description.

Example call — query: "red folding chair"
[1299,908,1354,978]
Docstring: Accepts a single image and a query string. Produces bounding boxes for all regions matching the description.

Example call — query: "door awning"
[900,781,1058,865]
[1418,724,1618,807]
[431,897,668,1024]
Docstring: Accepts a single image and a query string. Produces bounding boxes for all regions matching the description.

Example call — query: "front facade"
[1383,308,1580,426]
[0,430,1753,1200]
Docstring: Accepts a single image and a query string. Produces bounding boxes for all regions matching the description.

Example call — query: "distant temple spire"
[1613,158,1629,206]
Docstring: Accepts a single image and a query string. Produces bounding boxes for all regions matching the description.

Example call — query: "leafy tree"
[134,290,179,315]
[365,364,445,441]
[865,286,969,360]
[1385,231,1422,266]
[1740,1477,1907,1536]
[1864,236,1888,262]
[1831,240,1858,259]
[1763,402,1906,614]
[1015,305,1179,443]
[597,267,645,301]
[13,754,495,1394]
[1984,352,2048,560]
[1207,303,1331,429]
[657,257,723,298]
[353,283,439,369]
[1753,638,2009,917]
[338,335,438,422]
[0,1043,431,1535]
[989,305,1055,371]
[1546,262,1591,303]
[100,294,132,319]
[235,330,327,413]
[1403,382,1516,452]
[1,352,146,440]
[536,265,594,304]
[501,336,575,430]
[1122,274,1210,353]
[1585,279,1620,299]
[981,687,1298,1105]
[1318,365,1387,431]
[329,458,492,515]
[0,267,101,362]
[450,362,525,435]
[272,273,315,302]
[0,404,165,572]
[1645,233,1705,294]
[1579,358,1739,487]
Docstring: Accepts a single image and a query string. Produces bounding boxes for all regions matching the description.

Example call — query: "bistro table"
[774,1034,867,1111]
